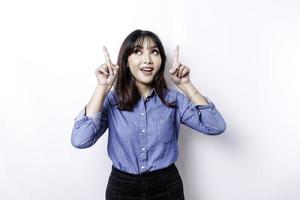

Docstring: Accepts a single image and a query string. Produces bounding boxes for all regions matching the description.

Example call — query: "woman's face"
[127,38,162,88]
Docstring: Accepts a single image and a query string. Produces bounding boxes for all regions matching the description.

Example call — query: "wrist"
[178,82,193,92]
[96,84,111,95]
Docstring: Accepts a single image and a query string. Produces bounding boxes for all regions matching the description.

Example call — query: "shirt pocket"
[157,118,175,143]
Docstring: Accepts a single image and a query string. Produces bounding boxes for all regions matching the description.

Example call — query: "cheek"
[155,58,162,69]
[128,56,141,67]
[127,59,140,74]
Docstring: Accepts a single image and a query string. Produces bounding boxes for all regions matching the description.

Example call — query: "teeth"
[141,68,153,71]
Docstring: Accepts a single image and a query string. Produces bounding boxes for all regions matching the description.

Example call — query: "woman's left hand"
[169,46,191,86]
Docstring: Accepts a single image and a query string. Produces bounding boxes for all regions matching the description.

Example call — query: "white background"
[1,0,300,199]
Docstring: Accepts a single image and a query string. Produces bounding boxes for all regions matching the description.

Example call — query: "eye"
[152,49,160,55]
[133,49,142,55]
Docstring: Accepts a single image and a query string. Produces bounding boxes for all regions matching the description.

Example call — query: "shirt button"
[142,129,145,133]
[141,112,144,116]
[141,166,145,169]
[142,147,145,151]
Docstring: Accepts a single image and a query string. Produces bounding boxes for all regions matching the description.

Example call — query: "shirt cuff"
[195,96,215,110]
[74,105,103,123]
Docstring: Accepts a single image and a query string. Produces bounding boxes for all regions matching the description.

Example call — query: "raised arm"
[86,46,119,116]
[71,46,119,148]
[169,45,226,135]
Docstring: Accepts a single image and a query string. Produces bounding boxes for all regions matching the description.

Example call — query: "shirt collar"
[144,88,158,103]
[149,88,157,97]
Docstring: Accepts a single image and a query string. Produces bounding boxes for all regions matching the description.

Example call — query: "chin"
[142,80,154,85]
[136,78,154,85]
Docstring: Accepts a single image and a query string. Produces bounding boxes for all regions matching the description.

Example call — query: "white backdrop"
[1,0,300,199]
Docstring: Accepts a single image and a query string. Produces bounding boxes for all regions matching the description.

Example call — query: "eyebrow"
[133,45,159,49]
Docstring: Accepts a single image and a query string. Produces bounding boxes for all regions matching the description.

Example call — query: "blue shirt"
[71,88,226,175]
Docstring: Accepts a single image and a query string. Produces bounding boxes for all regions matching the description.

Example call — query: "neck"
[135,82,152,99]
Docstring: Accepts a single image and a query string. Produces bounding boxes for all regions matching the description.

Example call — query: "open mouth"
[140,67,154,72]
[140,67,154,75]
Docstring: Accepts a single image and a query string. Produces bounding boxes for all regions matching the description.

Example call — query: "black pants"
[105,163,185,200]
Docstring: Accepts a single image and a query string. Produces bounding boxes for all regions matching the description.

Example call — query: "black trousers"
[105,163,185,200]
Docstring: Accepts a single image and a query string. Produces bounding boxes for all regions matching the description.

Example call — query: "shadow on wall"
[176,124,242,199]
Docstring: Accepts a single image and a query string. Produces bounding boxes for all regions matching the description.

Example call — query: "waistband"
[111,163,177,178]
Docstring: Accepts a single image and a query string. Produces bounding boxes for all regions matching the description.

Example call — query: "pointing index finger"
[102,46,112,66]
[173,45,179,68]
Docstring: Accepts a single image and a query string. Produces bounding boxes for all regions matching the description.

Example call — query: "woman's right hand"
[95,46,119,88]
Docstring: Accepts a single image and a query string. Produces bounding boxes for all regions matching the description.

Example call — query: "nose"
[144,53,153,64]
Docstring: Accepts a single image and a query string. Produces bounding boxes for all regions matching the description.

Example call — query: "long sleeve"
[71,94,111,149]
[177,91,226,135]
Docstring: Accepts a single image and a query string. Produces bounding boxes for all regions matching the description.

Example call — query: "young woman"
[71,29,226,200]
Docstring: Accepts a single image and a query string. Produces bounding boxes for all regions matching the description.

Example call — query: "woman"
[71,29,226,200]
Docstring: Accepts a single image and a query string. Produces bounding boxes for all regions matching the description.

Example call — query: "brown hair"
[114,29,176,111]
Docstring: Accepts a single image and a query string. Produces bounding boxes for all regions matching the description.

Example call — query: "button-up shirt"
[71,88,226,175]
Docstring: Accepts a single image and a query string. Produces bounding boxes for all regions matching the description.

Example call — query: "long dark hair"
[114,29,176,111]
